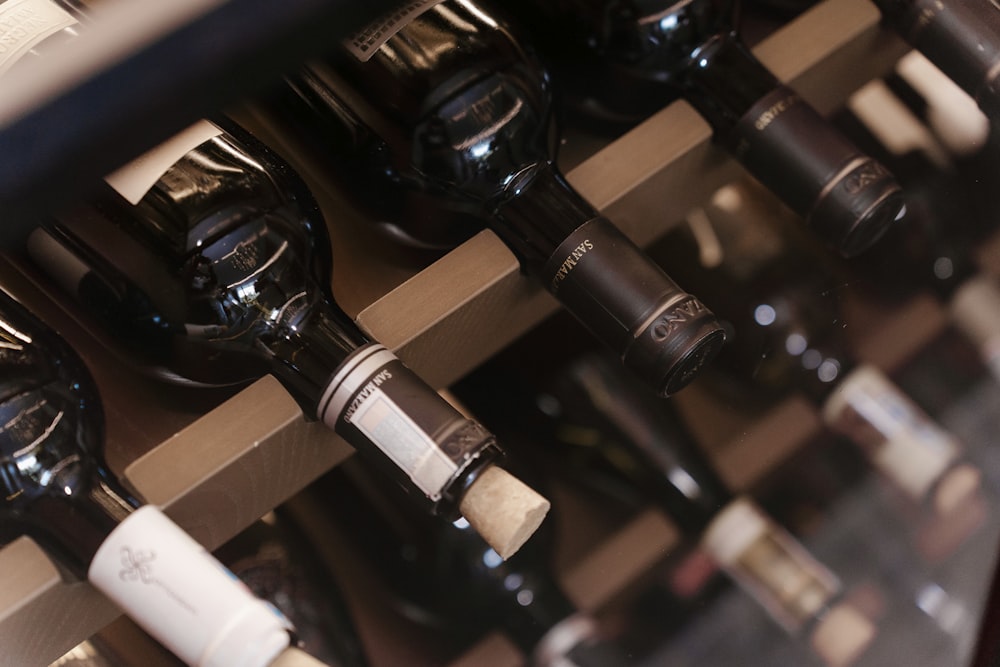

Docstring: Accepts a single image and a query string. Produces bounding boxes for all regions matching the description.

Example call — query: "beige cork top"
[270,647,333,667]
[458,465,551,560]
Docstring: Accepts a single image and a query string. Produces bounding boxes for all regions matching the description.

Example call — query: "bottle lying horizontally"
[45,511,372,667]
[301,460,634,667]
[214,510,371,667]
[498,0,906,257]
[25,113,548,561]
[870,0,1000,122]
[0,286,328,667]
[250,0,726,398]
[831,61,1000,383]
[649,181,989,559]
[454,344,880,667]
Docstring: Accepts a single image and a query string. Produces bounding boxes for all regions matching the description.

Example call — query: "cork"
[270,647,331,667]
[809,602,877,667]
[458,465,550,560]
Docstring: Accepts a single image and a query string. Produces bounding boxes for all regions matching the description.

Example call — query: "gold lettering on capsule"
[550,239,595,291]
[842,161,889,195]
[754,94,801,131]
[650,300,708,342]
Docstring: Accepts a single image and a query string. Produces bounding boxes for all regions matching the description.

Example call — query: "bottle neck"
[262,295,371,411]
[492,162,599,273]
[681,33,780,136]
[21,467,138,579]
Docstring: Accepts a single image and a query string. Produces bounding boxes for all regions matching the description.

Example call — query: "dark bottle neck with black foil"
[649,198,856,407]
[254,0,726,397]
[872,0,1000,119]
[831,86,985,305]
[503,0,904,256]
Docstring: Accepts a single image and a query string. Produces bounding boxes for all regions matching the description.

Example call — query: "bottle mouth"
[624,295,727,397]
[809,158,907,258]
[657,322,728,396]
[838,187,907,259]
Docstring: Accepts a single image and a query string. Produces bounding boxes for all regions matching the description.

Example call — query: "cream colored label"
[318,344,459,499]
[702,498,838,632]
[0,0,76,76]
[351,390,459,497]
[104,119,222,205]
[88,506,291,667]
[822,365,960,501]
[343,0,445,62]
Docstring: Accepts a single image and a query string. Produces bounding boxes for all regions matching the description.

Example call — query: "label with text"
[318,343,461,499]
[343,0,446,62]
[89,505,292,667]
[0,0,76,75]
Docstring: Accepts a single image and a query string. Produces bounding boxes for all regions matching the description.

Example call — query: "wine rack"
[2,0,979,664]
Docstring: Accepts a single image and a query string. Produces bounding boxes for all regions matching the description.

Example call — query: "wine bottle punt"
[252,0,726,397]
[499,0,907,258]
[0,287,297,667]
[26,114,548,560]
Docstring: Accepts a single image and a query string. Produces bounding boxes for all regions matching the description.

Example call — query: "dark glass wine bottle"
[252,0,726,398]
[26,114,548,560]
[647,180,988,544]
[871,0,1000,121]
[214,510,371,667]
[454,345,879,667]
[0,287,300,667]
[829,65,1000,384]
[303,461,633,667]
[498,0,906,257]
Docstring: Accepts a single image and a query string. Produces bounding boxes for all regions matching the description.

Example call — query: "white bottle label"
[701,497,842,633]
[343,0,446,62]
[318,343,459,499]
[104,119,223,205]
[0,0,76,76]
[821,364,961,502]
[88,506,292,667]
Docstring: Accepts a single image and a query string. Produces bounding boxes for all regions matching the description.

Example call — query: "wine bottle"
[300,460,633,667]
[0,286,298,667]
[831,66,1000,384]
[647,181,988,546]
[214,510,371,667]
[455,347,878,667]
[25,114,548,560]
[251,0,726,398]
[497,0,906,258]
[870,0,1000,122]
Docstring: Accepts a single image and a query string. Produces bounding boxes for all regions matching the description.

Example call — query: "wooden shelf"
[0,0,913,665]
